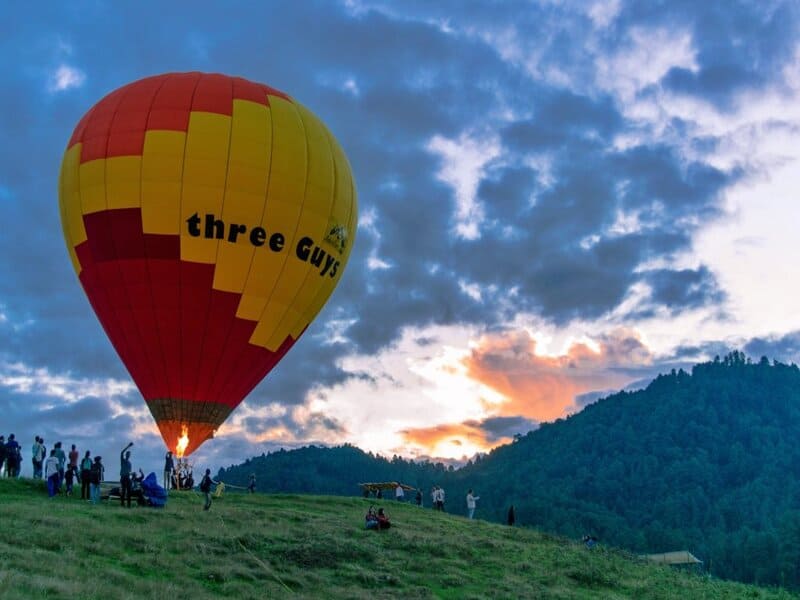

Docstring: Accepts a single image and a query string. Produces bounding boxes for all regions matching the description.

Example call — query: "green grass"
[0,478,795,599]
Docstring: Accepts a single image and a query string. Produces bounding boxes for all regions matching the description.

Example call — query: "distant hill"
[1,477,795,599]
[219,352,800,589]
[217,443,454,496]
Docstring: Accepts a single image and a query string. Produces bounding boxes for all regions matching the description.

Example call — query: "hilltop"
[0,478,794,599]
[219,353,800,588]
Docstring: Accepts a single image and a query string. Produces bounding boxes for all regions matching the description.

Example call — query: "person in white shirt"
[395,483,405,502]
[44,450,60,497]
[466,489,480,519]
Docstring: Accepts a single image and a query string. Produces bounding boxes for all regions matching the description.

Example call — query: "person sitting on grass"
[365,506,379,530]
[376,507,391,530]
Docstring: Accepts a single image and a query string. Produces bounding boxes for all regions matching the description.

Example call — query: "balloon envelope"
[58,73,357,456]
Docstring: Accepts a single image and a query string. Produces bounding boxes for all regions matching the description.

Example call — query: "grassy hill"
[219,355,800,589]
[0,478,795,599]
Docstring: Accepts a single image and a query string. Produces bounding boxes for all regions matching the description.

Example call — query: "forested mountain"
[218,353,800,588]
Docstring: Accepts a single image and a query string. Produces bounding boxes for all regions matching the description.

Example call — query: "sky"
[2,1,800,477]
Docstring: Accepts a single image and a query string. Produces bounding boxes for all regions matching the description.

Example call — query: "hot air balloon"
[58,73,357,457]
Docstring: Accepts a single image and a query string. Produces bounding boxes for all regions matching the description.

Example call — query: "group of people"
[0,434,23,477]
[1,434,107,503]
[163,451,196,491]
[1,433,226,512]
[365,483,484,519]
[364,506,391,529]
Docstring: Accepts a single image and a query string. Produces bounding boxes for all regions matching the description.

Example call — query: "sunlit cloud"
[0,360,134,405]
[401,414,538,459]
[462,328,653,422]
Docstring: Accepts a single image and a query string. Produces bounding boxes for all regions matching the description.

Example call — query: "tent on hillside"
[359,482,416,498]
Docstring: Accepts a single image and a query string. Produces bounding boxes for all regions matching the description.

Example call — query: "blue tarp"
[141,472,168,507]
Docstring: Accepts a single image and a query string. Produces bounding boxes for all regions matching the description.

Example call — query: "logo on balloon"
[325,222,349,255]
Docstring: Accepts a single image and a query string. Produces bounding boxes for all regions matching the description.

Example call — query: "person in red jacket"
[376,508,391,529]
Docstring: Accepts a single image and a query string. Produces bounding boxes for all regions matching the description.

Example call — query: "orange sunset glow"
[401,328,654,456]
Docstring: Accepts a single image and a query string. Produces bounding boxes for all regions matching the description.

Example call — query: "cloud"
[427,131,501,239]
[48,65,86,92]
[462,328,654,422]
[0,360,134,403]
[744,331,800,364]
[400,414,537,455]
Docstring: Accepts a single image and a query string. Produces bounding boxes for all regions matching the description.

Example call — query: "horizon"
[2,2,800,476]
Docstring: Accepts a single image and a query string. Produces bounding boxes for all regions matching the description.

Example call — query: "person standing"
[80,451,92,500]
[247,473,256,493]
[0,435,6,477]
[163,451,175,490]
[39,438,47,472]
[466,489,480,519]
[53,442,66,490]
[415,489,422,507]
[90,456,104,505]
[31,436,44,479]
[119,442,133,508]
[44,449,60,497]
[5,434,21,477]
[507,505,516,527]
[199,469,218,510]
[68,444,79,472]
[64,465,76,496]
[395,483,405,502]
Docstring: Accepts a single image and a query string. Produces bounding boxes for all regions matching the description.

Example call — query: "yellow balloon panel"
[106,156,142,210]
[141,130,186,235]
[58,144,86,273]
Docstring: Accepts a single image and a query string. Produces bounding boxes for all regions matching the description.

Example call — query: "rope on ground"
[222,483,248,490]
[216,513,293,594]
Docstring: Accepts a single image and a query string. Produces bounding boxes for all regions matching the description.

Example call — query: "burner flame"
[176,425,189,458]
